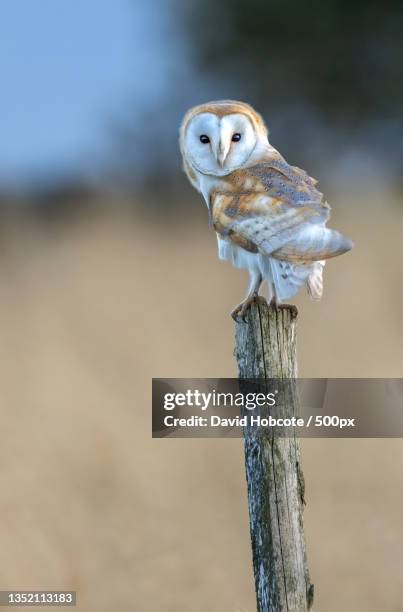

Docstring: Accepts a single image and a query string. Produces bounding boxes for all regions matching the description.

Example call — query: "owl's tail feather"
[307,261,325,300]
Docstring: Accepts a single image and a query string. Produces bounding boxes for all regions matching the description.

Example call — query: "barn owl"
[179,100,353,319]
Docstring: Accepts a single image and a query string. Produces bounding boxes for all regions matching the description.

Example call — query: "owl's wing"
[211,159,353,263]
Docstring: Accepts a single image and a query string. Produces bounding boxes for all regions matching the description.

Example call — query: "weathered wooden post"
[234,300,313,612]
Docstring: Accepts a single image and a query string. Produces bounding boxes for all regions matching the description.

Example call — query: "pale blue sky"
[0,0,178,186]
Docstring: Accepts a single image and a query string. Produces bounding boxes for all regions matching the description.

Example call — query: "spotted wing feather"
[211,159,353,264]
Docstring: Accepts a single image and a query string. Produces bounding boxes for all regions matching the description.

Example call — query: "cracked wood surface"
[235,301,313,612]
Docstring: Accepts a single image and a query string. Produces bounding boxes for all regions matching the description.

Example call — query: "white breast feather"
[216,236,321,300]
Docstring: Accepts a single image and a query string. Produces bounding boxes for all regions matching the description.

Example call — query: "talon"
[269,297,297,316]
[231,295,268,321]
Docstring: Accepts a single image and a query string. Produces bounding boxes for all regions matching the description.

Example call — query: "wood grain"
[235,301,313,611]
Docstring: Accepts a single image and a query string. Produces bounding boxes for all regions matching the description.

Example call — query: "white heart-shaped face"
[184,112,257,176]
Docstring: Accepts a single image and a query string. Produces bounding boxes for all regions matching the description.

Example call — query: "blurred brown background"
[0,1,403,611]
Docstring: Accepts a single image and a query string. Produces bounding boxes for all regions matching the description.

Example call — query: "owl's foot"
[231,295,267,322]
[269,297,298,317]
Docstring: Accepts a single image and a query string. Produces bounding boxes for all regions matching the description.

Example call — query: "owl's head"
[179,100,268,178]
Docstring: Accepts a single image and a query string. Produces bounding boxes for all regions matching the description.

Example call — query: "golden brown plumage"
[209,157,349,264]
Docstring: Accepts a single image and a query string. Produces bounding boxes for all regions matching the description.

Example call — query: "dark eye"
[232,133,242,142]
[199,134,210,144]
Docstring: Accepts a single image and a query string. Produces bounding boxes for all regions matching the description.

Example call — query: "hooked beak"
[216,140,230,167]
